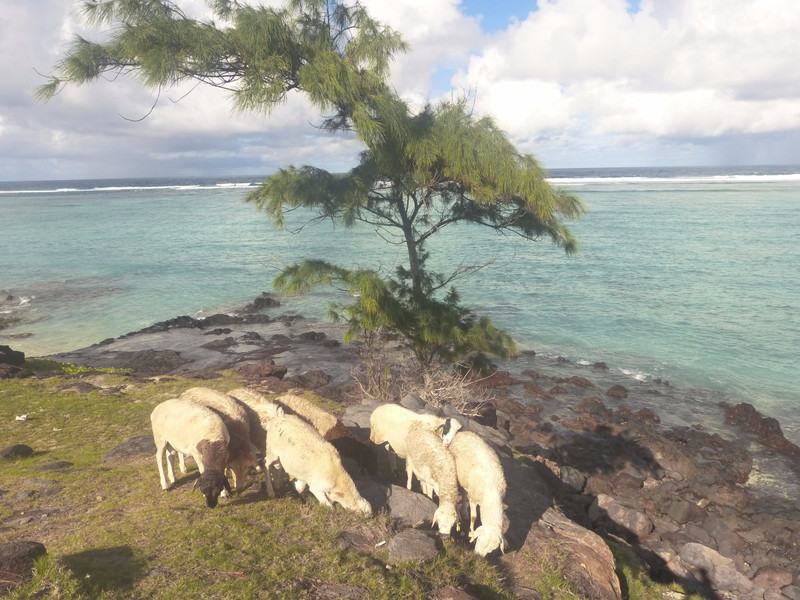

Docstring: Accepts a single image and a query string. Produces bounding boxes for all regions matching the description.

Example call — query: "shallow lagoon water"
[2,167,798,453]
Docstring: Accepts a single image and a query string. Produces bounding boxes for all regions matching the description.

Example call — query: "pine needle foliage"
[36,0,408,144]
[249,98,583,369]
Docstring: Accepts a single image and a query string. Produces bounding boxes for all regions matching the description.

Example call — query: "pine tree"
[39,1,584,369]
[248,98,584,368]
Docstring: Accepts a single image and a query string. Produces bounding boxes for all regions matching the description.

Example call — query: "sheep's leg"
[468,501,478,539]
[164,447,177,486]
[263,452,279,499]
[177,451,188,475]
[308,486,333,508]
[263,464,275,499]
[405,458,415,490]
[155,443,170,490]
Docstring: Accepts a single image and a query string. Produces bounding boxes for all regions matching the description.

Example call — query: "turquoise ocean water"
[2,166,799,451]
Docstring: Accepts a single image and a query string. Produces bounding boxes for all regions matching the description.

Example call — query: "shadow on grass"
[62,545,146,592]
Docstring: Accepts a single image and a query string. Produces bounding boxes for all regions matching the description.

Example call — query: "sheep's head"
[438,418,462,447]
[194,470,231,508]
[331,489,373,516]
[432,505,459,536]
[472,525,506,556]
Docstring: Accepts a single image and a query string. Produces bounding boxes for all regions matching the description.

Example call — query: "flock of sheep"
[150,387,507,556]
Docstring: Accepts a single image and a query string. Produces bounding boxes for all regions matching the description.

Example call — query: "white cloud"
[452,0,800,165]
[2,0,800,180]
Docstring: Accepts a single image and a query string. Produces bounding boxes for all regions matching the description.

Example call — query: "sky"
[1,0,799,181]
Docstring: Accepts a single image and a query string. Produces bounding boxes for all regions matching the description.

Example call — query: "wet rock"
[233,359,288,381]
[606,385,628,399]
[297,331,327,343]
[385,529,439,564]
[725,402,800,467]
[0,345,25,366]
[116,349,189,376]
[558,376,594,388]
[241,292,281,313]
[201,337,237,351]
[0,540,47,594]
[103,435,156,462]
[287,369,331,389]
[0,444,34,459]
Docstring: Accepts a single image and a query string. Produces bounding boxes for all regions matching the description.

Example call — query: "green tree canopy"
[37,0,408,145]
[247,98,584,367]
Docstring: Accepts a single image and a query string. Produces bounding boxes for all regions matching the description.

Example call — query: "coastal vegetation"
[0,360,692,600]
[38,0,583,375]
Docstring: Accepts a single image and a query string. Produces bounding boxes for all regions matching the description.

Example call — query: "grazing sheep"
[150,398,231,508]
[405,422,460,536]
[179,387,258,492]
[448,430,507,556]
[264,412,372,515]
[369,403,461,477]
[276,392,377,475]
[224,387,285,497]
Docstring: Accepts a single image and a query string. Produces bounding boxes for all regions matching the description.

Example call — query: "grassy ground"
[1,361,699,599]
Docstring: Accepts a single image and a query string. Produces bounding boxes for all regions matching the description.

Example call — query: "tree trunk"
[396,194,425,307]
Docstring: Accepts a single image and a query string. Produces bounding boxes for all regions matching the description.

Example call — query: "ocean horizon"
[2,164,799,457]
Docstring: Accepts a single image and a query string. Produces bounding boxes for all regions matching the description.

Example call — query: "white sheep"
[405,422,460,536]
[448,430,507,556]
[369,403,461,478]
[225,387,285,497]
[276,392,377,475]
[150,398,231,508]
[179,387,258,492]
[264,412,372,515]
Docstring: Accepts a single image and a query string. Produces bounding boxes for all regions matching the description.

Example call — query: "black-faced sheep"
[448,430,507,556]
[405,422,460,536]
[179,387,259,492]
[264,412,372,515]
[150,398,231,508]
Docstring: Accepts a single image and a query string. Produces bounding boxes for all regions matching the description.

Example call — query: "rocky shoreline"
[3,293,800,599]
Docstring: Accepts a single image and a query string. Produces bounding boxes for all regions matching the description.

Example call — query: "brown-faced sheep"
[179,387,259,492]
[150,398,231,508]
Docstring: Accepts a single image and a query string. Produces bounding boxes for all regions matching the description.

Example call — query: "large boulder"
[0,541,47,593]
[505,508,621,600]
[0,345,25,366]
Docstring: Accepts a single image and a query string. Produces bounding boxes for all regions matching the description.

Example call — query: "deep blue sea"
[2,165,799,454]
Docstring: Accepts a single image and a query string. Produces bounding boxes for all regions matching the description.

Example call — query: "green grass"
[1,363,702,599]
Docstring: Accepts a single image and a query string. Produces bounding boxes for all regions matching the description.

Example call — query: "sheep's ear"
[222,477,231,493]
[434,424,445,435]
